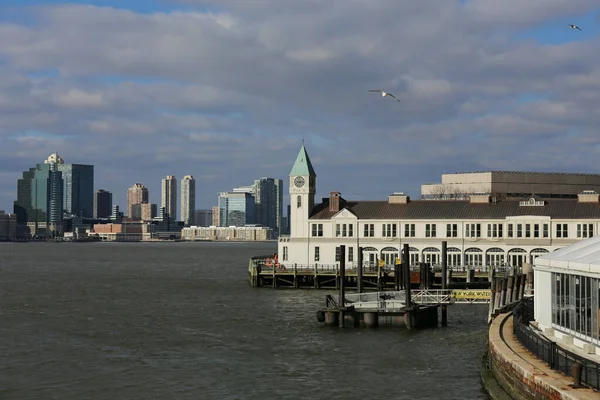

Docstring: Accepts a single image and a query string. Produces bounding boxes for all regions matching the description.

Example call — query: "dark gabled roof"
[309,198,600,220]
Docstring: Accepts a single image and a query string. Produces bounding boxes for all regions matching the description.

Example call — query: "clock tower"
[289,144,316,238]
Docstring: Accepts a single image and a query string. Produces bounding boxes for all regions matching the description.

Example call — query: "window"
[311,223,323,237]
[348,247,354,262]
[543,223,549,238]
[577,223,594,238]
[534,224,539,238]
[446,223,458,237]
[336,223,353,237]
[525,224,531,238]
[383,223,397,238]
[517,224,522,238]
[296,195,301,208]
[335,246,341,262]
[551,273,596,339]
[508,224,513,238]
[426,224,436,238]
[465,223,481,238]
[314,247,320,262]
[364,223,374,237]
[283,246,288,261]
[556,223,568,238]
[487,223,503,238]
[404,223,415,237]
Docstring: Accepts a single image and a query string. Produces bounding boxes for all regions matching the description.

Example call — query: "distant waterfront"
[1,242,489,400]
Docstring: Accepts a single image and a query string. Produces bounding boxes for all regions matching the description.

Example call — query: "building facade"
[161,175,177,220]
[0,211,17,241]
[534,237,600,350]
[13,157,64,237]
[94,189,112,219]
[127,183,149,219]
[421,171,600,200]
[278,145,600,270]
[194,209,213,227]
[181,225,273,241]
[141,203,157,221]
[180,175,195,226]
[254,177,283,237]
[55,161,94,217]
[218,191,255,227]
[211,206,220,227]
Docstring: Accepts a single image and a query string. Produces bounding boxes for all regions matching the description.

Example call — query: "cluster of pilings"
[317,242,454,329]
[487,263,533,322]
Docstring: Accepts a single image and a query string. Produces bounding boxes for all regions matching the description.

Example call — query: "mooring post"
[357,247,363,293]
[339,245,346,328]
[488,269,497,322]
[441,240,448,327]
[403,243,412,307]
[506,275,514,306]
[294,263,298,289]
[394,259,400,291]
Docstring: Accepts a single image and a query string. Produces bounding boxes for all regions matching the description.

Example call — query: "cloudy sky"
[1,0,600,213]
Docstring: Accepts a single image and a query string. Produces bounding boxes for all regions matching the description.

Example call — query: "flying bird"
[368,89,401,103]
[569,24,582,31]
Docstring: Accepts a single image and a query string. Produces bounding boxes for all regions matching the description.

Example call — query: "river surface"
[0,242,489,399]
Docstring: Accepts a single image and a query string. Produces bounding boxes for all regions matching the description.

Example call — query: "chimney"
[329,192,341,212]
[388,192,410,204]
[578,190,600,203]
[469,194,491,204]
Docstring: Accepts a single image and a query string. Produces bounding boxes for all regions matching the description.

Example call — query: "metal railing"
[513,298,600,391]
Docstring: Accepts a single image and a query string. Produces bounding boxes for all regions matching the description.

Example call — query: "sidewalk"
[486,313,598,400]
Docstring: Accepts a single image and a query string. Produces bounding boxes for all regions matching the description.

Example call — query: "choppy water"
[0,242,489,399]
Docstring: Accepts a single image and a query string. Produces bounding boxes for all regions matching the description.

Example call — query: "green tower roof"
[289,144,316,177]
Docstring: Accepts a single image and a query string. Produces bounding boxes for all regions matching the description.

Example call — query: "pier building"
[279,145,600,271]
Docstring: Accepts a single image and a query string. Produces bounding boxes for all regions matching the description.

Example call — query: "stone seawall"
[484,312,597,400]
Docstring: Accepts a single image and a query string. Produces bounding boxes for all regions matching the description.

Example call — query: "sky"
[1,0,600,213]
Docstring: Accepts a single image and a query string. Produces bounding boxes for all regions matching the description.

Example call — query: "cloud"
[1,1,600,212]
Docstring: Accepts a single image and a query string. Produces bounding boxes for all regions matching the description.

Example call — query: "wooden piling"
[506,275,514,305]
[403,244,412,307]
[357,247,363,293]
[441,241,448,326]
[339,245,346,309]
[488,269,497,321]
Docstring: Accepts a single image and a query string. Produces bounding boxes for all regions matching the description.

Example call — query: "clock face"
[294,176,306,188]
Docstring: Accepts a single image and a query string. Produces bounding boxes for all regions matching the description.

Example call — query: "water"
[0,242,490,400]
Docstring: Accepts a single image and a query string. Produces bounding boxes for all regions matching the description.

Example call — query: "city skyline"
[2,2,600,214]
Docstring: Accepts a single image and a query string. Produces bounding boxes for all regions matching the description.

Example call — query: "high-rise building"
[161,175,177,219]
[218,192,255,227]
[127,183,148,219]
[212,205,220,227]
[253,177,283,236]
[0,210,17,241]
[232,177,283,236]
[180,175,195,226]
[94,189,112,219]
[194,209,213,227]
[141,203,157,221]
[13,155,64,237]
[52,156,94,218]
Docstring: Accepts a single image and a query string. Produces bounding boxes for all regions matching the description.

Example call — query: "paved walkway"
[490,313,598,400]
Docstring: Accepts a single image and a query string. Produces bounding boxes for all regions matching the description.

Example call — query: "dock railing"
[513,297,600,391]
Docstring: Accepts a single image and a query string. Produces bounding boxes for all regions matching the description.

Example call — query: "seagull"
[368,89,401,103]
[569,24,582,31]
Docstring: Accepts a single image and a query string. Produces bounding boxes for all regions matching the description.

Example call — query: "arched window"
[297,195,302,208]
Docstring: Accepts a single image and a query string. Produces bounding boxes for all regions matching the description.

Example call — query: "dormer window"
[519,197,544,206]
